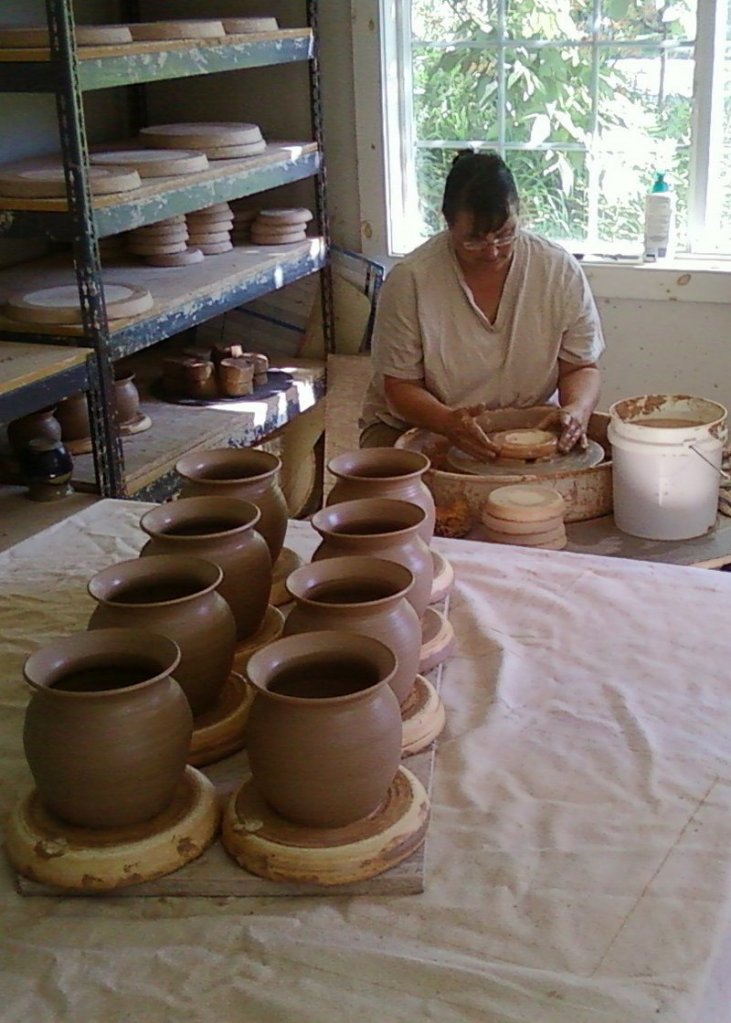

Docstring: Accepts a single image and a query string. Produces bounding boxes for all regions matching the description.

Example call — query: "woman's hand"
[537,405,590,453]
[441,405,501,460]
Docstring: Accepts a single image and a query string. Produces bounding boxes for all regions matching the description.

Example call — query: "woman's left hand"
[537,405,590,453]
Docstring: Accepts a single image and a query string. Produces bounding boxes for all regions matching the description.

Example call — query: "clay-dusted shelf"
[69,357,326,499]
[0,238,327,358]
[0,29,313,92]
[0,339,88,421]
[0,142,320,240]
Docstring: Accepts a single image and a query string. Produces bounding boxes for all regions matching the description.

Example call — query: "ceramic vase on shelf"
[246,630,402,828]
[327,447,435,544]
[87,554,236,716]
[284,555,420,707]
[175,448,288,562]
[138,496,271,641]
[310,498,434,619]
[113,371,141,424]
[55,392,90,443]
[23,628,192,829]
[6,407,61,454]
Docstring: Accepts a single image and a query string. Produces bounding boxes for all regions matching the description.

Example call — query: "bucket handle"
[688,444,731,481]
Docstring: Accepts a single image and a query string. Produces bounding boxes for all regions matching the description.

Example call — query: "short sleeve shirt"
[360,230,605,430]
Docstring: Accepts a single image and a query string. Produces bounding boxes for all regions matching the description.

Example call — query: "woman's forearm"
[383,376,454,433]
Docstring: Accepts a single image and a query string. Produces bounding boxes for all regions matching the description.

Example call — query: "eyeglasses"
[460,229,520,252]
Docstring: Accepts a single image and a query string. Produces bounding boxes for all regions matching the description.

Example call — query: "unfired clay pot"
[310,498,433,618]
[327,448,436,543]
[55,392,91,442]
[284,555,420,706]
[175,448,288,562]
[7,407,61,453]
[139,496,271,641]
[246,630,402,827]
[23,628,192,829]
[87,554,236,716]
[113,371,141,423]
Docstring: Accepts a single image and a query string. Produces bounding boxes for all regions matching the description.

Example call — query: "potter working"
[360,151,604,460]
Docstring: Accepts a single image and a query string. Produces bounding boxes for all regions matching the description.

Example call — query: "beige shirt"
[361,230,605,430]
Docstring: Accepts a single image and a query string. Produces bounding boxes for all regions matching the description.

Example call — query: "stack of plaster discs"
[139,123,266,161]
[185,203,234,254]
[481,484,567,550]
[249,207,313,245]
[230,205,259,243]
[126,215,204,267]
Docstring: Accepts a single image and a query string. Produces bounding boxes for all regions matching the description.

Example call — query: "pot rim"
[176,447,281,485]
[23,628,182,699]
[310,497,426,540]
[139,495,261,539]
[285,555,414,607]
[327,447,430,483]
[246,629,397,705]
[87,554,224,607]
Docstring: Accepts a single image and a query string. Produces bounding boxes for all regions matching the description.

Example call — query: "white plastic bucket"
[607,395,727,540]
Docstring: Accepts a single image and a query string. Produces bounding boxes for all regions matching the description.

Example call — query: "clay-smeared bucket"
[608,394,727,540]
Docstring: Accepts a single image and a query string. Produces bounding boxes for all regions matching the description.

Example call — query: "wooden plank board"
[0,28,311,63]
[0,141,318,212]
[565,513,731,567]
[0,341,87,395]
[0,240,326,340]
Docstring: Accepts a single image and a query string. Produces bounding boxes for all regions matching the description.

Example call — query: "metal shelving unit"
[0,0,332,497]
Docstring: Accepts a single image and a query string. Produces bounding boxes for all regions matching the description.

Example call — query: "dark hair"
[441,150,519,233]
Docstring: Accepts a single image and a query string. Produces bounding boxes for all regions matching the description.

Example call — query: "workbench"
[2,500,731,1022]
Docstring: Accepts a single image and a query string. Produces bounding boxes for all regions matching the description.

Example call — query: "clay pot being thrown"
[87,554,236,716]
[246,630,402,827]
[7,406,61,454]
[284,555,420,707]
[23,628,192,829]
[175,448,288,562]
[310,498,433,619]
[113,370,141,424]
[327,447,436,544]
[138,496,271,642]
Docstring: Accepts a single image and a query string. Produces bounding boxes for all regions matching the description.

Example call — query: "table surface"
[2,500,731,1023]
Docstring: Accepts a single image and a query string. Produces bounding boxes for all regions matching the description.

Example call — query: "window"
[379,0,731,257]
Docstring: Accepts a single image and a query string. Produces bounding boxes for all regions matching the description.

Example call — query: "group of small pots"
[19,444,442,870]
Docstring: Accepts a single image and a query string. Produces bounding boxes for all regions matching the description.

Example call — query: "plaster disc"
[0,25,133,48]
[482,523,566,546]
[127,240,188,255]
[140,122,263,148]
[130,225,189,240]
[198,241,234,254]
[90,148,209,177]
[400,675,446,756]
[0,166,141,198]
[206,141,267,159]
[250,229,307,245]
[186,232,232,245]
[144,248,205,267]
[483,484,566,524]
[251,218,309,235]
[481,509,564,535]
[222,17,279,33]
[447,438,605,477]
[186,212,234,225]
[4,283,153,324]
[127,20,226,41]
[257,207,313,226]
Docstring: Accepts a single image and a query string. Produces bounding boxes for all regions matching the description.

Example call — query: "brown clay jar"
[310,498,434,618]
[284,555,420,706]
[246,630,402,827]
[87,554,236,716]
[55,392,90,442]
[113,371,141,423]
[175,448,288,562]
[327,448,436,543]
[138,496,271,641]
[7,407,62,454]
[23,628,192,829]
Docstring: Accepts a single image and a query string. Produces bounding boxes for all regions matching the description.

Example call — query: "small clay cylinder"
[181,358,217,400]
[218,357,255,397]
[7,407,62,454]
[55,393,90,443]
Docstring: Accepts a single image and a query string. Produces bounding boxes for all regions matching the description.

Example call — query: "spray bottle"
[643,171,675,261]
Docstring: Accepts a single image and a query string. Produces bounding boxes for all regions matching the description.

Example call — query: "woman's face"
[449,208,520,270]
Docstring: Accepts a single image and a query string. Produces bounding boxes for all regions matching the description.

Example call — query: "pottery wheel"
[400,675,446,756]
[6,766,219,893]
[188,671,255,767]
[447,438,605,477]
[222,765,429,886]
[419,606,456,675]
[232,605,285,674]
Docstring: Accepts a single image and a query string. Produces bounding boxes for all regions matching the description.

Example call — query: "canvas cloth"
[1,499,730,1023]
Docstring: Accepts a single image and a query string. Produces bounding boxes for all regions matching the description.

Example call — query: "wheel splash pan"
[394,407,613,525]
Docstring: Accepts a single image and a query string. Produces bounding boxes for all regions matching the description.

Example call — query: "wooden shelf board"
[0,141,318,214]
[0,341,87,396]
[0,239,326,352]
[0,29,310,63]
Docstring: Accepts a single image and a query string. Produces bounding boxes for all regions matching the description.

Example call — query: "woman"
[359,151,604,459]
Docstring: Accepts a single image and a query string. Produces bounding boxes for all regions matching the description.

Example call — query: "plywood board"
[0,341,87,396]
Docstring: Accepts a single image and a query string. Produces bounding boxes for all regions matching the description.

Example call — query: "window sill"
[581,257,731,303]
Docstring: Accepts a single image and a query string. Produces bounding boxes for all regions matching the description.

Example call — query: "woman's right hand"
[441,406,500,461]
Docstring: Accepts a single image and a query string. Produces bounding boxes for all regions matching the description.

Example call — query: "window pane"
[503,45,593,144]
[508,149,589,241]
[414,147,456,238]
[719,150,731,250]
[505,0,593,41]
[597,0,695,42]
[413,45,499,142]
[412,1,496,44]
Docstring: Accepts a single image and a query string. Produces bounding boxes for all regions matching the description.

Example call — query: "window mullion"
[497,0,506,153]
